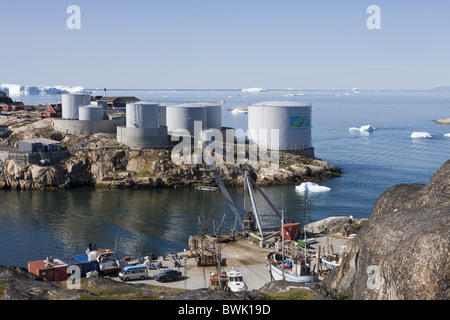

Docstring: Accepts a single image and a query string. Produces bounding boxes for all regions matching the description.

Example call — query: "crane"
[202,165,282,241]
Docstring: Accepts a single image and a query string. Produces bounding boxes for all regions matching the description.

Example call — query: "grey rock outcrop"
[0,143,341,191]
[305,216,352,234]
[0,119,342,190]
[321,160,450,300]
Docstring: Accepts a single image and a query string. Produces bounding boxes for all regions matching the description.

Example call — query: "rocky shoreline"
[0,118,342,190]
[321,159,450,300]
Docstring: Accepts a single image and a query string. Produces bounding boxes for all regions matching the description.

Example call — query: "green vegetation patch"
[134,171,152,178]
[325,288,353,300]
[257,288,316,300]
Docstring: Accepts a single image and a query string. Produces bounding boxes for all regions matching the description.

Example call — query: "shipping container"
[58,256,86,278]
[58,256,82,265]
[27,259,69,282]
[72,254,100,276]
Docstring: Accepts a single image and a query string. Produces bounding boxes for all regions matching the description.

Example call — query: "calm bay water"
[1,89,449,267]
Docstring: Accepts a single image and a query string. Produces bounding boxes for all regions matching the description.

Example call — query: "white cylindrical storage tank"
[126,102,159,128]
[202,103,222,130]
[79,104,104,121]
[248,101,312,151]
[166,103,207,134]
[62,93,91,120]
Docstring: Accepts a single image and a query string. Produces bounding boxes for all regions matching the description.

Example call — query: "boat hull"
[320,259,340,270]
[320,258,341,270]
[228,283,248,293]
[267,264,318,283]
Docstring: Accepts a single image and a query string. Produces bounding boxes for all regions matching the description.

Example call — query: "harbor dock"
[111,232,353,291]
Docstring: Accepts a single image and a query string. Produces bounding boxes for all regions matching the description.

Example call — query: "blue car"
[154,269,182,282]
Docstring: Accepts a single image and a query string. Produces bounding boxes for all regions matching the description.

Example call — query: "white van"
[118,265,148,281]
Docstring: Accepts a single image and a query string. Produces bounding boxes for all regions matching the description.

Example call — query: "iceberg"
[349,125,375,133]
[360,125,375,132]
[231,107,248,114]
[0,83,89,96]
[295,182,331,193]
[1,84,22,96]
[242,87,268,93]
[411,132,432,139]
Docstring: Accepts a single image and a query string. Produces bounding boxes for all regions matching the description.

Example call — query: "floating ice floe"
[242,87,268,93]
[349,125,376,133]
[231,107,248,114]
[295,182,331,193]
[411,132,432,139]
[444,133,450,138]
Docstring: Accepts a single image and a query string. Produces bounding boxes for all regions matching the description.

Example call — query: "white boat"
[226,268,248,292]
[267,251,318,283]
[196,186,218,191]
[320,254,342,270]
[90,248,120,273]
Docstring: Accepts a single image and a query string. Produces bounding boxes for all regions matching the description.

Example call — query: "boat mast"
[213,220,222,290]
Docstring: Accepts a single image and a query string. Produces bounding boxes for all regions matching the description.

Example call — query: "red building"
[40,103,62,118]
[2,103,24,111]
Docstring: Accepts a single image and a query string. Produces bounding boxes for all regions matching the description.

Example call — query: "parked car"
[118,265,148,281]
[154,268,182,282]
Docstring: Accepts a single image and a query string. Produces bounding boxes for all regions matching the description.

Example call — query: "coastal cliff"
[320,160,450,300]
[0,120,341,190]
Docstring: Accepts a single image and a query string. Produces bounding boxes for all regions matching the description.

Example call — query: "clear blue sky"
[1,0,449,90]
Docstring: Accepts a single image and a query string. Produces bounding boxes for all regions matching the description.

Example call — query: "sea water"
[1,89,449,267]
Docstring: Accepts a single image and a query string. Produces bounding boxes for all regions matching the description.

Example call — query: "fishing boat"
[320,254,342,270]
[87,248,120,274]
[226,268,247,293]
[267,251,318,283]
[209,271,228,290]
[267,191,318,283]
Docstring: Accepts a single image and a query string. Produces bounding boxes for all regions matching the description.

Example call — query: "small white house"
[19,138,62,153]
